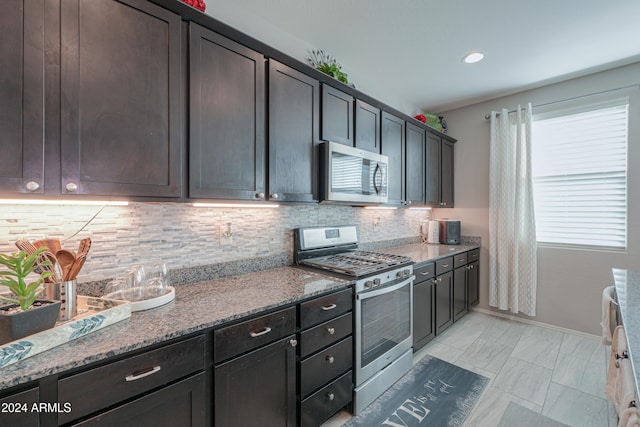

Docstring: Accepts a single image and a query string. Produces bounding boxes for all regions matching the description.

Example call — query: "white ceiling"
[205,0,640,114]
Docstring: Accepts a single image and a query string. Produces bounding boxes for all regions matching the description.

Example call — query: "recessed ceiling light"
[463,52,485,64]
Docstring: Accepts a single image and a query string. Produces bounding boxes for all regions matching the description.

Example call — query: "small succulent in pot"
[307,49,349,85]
[0,247,52,311]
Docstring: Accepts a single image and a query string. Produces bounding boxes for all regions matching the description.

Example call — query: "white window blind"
[531,99,628,249]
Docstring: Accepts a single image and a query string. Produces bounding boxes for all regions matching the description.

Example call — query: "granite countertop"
[0,266,353,391]
[1,241,482,391]
[612,268,640,397]
[382,242,480,266]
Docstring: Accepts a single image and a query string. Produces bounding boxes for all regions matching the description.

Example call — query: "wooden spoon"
[77,237,91,257]
[67,254,86,281]
[56,249,76,281]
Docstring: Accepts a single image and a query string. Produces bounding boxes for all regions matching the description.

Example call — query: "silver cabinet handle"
[441,264,449,268]
[125,366,161,382]
[438,277,442,282]
[321,304,337,311]
[289,339,298,347]
[26,181,40,191]
[327,327,335,335]
[327,392,335,401]
[65,182,78,192]
[255,192,265,199]
[326,356,334,364]
[270,193,279,200]
[419,271,431,276]
[249,326,272,338]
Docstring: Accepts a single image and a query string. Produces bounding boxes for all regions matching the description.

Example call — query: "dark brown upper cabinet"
[354,100,381,153]
[0,0,45,195]
[405,122,426,206]
[426,132,455,207]
[59,0,182,198]
[268,60,320,203]
[321,85,354,146]
[380,111,406,206]
[189,23,266,201]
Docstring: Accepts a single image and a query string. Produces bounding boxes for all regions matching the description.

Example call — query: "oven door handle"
[357,276,414,299]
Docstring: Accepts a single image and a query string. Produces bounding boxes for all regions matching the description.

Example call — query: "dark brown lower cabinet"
[214,336,297,427]
[72,373,207,427]
[468,260,480,307]
[413,278,435,351]
[453,265,468,322]
[435,271,453,335]
[0,387,40,427]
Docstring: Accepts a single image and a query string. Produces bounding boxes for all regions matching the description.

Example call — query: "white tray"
[0,296,131,369]
[104,286,175,312]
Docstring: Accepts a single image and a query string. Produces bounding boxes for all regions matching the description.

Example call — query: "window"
[531,97,629,249]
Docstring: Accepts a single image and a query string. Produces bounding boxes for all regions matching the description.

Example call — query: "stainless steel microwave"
[320,141,389,204]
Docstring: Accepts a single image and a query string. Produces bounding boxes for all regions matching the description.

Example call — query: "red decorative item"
[414,114,427,123]
[181,0,206,12]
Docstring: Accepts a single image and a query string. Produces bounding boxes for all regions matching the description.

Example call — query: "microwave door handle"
[373,163,380,195]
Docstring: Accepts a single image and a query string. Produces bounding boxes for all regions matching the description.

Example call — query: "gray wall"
[438,61,640,335]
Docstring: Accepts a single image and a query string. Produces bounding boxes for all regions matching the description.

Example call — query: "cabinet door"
[0,387,40,426]
[380,111,405,206]
[0,0,45,195]
[425,133,441,206]
[453,266,468,322]
[435,271,453,335]
[189,23,265,200]
[405,123,425,206]
[321,85,353,146]
[354,99,380,153]
[60,0,182,197]
[215,336,297,427]
[441,139,455,207]
[468,260,480,307]
[413,279,435,351]
[268,60,319,203]
[72,373,207,427]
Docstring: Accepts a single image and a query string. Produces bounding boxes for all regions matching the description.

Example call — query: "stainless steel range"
[294,225,414,414]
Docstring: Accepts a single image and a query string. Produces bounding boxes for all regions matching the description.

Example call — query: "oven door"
[354,275,413,386]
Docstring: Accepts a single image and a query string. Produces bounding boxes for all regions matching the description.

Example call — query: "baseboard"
[471,307,601,341]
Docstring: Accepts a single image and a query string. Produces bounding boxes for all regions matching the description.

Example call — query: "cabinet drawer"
[300,312,352,358]
[468,248,480,262]
[300,288,352,329]
[300,371,352,427]
[301,336,352,398]
[435,257,454,275]
[214,306,296,362]
[414,262,435,282]
[453,252,468,268]
[0,387,39,426]
[58,335,205,424]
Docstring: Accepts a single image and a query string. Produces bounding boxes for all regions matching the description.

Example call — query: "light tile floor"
[323,311,615,427]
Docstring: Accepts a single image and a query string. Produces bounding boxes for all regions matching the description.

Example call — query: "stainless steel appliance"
[438,219,461,245]
[294,225,414,414]
[320,141,389,205]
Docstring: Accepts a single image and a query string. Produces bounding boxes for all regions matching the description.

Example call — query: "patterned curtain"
[489,104,538,316]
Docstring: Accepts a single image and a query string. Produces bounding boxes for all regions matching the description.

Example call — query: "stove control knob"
[404,269,412,277]
[373,278,381,286]
[364,280,373,289]
[396,271,404,279]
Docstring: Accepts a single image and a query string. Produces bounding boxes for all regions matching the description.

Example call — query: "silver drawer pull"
[321,304,337,311]
[326,356,335,364]
[327,327,335,335]
[441,264,449,268]
[327,392,335,401]
[249,326,272,338]
[419,272,431,276]
[125,366,161,382]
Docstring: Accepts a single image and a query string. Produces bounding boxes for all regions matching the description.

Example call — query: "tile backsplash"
[0,203,431,283]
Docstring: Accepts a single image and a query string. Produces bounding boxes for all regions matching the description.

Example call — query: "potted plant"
[307,49,350,85]
[0,247,61,345]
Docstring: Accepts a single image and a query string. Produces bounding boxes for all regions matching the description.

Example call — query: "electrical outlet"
[220,222,233,246]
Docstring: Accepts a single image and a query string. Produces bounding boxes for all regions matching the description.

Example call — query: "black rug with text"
[343,355,489,427]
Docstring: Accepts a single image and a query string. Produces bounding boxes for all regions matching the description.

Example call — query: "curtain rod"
[483,84,639,120]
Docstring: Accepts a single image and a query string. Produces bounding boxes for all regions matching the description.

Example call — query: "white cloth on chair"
[607,325,627,403]
[602,286,617,345]
[619,406,640,427]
